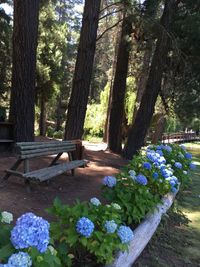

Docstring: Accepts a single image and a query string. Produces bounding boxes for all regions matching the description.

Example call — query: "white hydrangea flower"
[48,245,57,256]
[90,197,101,206]
[111,203,121,210]
[1,211,13,224]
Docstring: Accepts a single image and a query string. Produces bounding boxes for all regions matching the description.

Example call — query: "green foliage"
[165,115,182,133]
[84,83,110,138]
[37,0,68,101]
[0,4,12,100]
[125,77,136,124]
[47,198,127,266]
[102,155,166,224]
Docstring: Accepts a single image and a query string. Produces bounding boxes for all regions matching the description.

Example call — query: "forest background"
[0,0,199,159]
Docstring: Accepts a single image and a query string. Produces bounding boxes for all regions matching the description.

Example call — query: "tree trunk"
[56,96,62,131]
[123,0,176,159]
[132,41,153,123]
[152,115,166,144]
[64,0,101,140]
[107,15,132,154]
[9,0,39,142]
[103,16,122,143]
[39,94,46,136]
[132,0,161,124]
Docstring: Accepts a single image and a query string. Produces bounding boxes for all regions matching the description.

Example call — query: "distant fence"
[161,132,200,144]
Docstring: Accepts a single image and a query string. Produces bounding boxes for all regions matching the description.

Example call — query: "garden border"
[106,191,177,267]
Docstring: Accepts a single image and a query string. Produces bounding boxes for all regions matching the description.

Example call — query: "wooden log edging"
[106,191,177,267]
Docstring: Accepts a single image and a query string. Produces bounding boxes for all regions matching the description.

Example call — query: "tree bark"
[151,114,166,144]
[123,0,176,159]
[132,41,153,124]
[132,0,161,124]
[56,96,62,131]
[107,15,132,154]
[9,0,39,142]
[103,14,122,143]
[64,0,101,140]
[39,94,46,136]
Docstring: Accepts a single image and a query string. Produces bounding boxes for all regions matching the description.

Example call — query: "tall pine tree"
[9,0,39,141]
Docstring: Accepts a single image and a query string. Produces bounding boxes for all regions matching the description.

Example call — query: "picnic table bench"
[1,141,87,190]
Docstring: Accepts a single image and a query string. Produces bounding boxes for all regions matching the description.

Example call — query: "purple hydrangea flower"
[103,176,117,188]
[135,174,148,185]
[104,220,117,233]
[76,217,94,238]
[11,213,50,253]
[117,226,134,244]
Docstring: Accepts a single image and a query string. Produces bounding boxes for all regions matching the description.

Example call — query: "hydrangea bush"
[0,144,196,266]
[102,144,195,224]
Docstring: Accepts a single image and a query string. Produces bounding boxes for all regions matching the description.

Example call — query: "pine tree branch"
[100,1,122,14]
[99,8,123,21]
[96,18,123,41]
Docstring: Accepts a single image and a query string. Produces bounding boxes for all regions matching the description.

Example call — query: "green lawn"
[134,144,200,267]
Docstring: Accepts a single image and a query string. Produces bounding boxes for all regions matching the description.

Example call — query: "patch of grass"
[134,147,200,267]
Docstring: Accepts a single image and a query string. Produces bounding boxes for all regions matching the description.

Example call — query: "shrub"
[46,198,132,266]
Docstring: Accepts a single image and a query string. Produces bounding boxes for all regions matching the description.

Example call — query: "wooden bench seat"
[1,140,87,191]
[22,160,86,182]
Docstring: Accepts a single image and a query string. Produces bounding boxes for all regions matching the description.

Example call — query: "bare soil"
[0,139,128,220]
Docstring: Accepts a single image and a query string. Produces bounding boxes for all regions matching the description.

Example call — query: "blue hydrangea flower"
[156,145,162,150]
[156,150,163,156]
[103,176,117,188]
[7,252,32,267]
[90,197,101,206]
[117,226,134,244]
[174,162,182,169]
[171,187,178,193]
[129,170,136,180]
[11,213,50,253]
[143,162,152,170]
[185,153,192,160]
[104,220,117,233]
[190,163,196,170]
[135,174,148,185]
[152,172,159,179]
[180,144,186,150]
[157,156,166,165]
[163,145,172,153]
[76,217,94,238]
[161,168,173,179]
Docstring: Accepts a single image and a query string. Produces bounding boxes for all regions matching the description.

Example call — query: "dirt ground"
[0,140,128,220]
